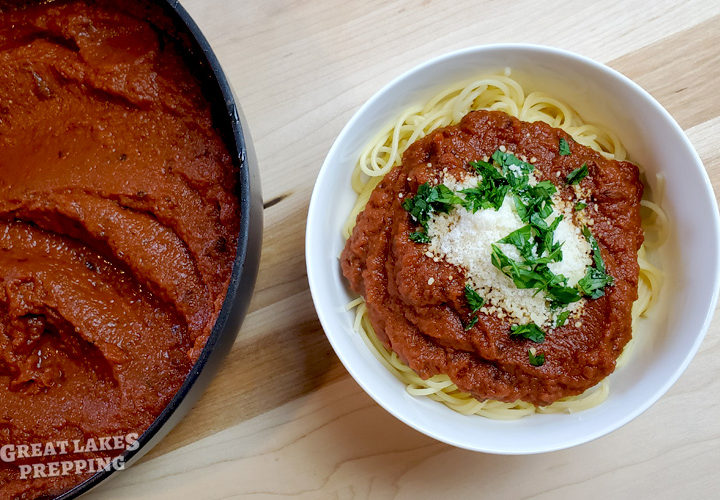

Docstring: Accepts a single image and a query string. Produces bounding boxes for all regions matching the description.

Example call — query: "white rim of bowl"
[306,43,720,454]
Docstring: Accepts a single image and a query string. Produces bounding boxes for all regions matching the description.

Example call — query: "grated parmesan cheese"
[426,172,591,327]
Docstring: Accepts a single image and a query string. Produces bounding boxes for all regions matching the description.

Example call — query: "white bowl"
[305,44,720,454]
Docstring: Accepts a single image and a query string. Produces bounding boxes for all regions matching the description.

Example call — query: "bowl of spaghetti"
[306,44,720,453]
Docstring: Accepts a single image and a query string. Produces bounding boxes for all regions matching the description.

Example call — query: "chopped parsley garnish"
[510,322,546,343]
[491,149,534,187]
[400,149,609,324]
[464,285,485,314]
[491,200,581,309]
[497,225,533,255]
[409,231,431,243]
[490,243,566,295]
[559,138,571,156]
[546,282,582,306]
[578,268,614,299]
[491,240,581,308]
[403,149,536,237]
[528,349,545,366]
[583,226,607,273]
[512,181,556,223]
[464,315,479,331]
[566,163,589,185]
[402,182,463,230]
[555,310,570,327]
[511,323,548,365]
[491,244,544,289]
[577,226,614,299]
[462,159,511,211]
[460,183,509,212]
[463,285,484,331]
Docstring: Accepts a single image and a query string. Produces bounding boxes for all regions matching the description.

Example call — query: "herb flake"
[409,231,431,243]
[559,138,571,156]
[583,226,607,273]
[464,285,485,314]
[463,159,511,211]
[555,311,570,327]
[566,163,589,185]
[577,226,614,299]
[510,323,546,343]
[528,349,545,366]
[402,182,463,230]
[464,315,479,331]
[578,267,614,299]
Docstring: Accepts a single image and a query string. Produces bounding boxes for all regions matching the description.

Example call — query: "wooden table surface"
[87,1,720,498]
